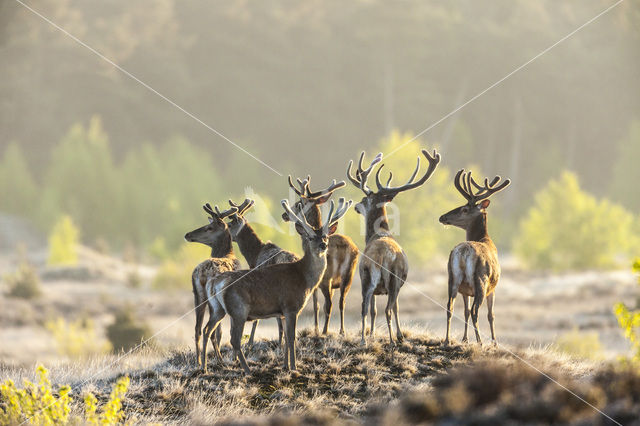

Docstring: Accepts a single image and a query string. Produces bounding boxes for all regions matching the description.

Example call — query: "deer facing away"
[439,169,510,345]
[201,197,352,373]
[184,204,241,367]
[346,149,441,347]
[226,198,299,346]
[284,176,359,335]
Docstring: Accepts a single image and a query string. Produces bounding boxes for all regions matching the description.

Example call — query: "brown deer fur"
[283,177,359,335]
[439,169,510,345]
[184,204,241,367]
[347,149,440,347]
[226,198,298,346]
[201,198,351,373]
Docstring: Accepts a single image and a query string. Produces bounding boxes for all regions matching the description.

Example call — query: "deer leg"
[338,287,348,335]
[369,295,377,338]
[313,289,320,335]
[194,297,206,366]
[470,293,485,346]
[322,284,333,335]
[284,313,298,371]
[229,317,251,374]
[445,295,456,346]
[462,295,470,343]
[394,298,403,343]
[276,317,284,348]
[361,291,373,345]
[487,292,497,345]
[384,292,395,348]
[201,308,226,372]
[247,320,258,347]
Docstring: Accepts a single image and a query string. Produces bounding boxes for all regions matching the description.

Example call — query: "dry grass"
[4,329,635,425]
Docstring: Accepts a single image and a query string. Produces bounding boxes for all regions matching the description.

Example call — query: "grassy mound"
[31,330,637,424]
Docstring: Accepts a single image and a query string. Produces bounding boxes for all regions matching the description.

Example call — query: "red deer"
[184,204,240,366]
[226,198,298,346]
[284,177,359,335]
[346,149,440,347]
[439,169,510,345]
[201,198,352,373]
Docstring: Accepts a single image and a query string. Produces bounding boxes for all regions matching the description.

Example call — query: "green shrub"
[152,243,210,290]
[514,171,637,271]
[45,317,111,358]
[0,365,129,425]
[47,215,80,266]
[553,329,603,360]
[613,259,640,363]
[5,260,41,299]
[106,306,152,352]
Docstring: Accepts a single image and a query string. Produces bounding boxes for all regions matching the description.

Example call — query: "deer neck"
[235,223,265,268]
[210,231,234,259]
[365,204,391,243]
[466,213,492,246]
[299,250,328,289]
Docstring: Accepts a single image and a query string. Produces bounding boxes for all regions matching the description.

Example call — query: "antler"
[305,178,346,200]
[228,198,255,216]
[453,169,511,204]
[322,197,352,233]
[204,202,237,219]
[346,152,383,195]
[281,199,315,236]
[287,175,310,197]
[374,149,441,195]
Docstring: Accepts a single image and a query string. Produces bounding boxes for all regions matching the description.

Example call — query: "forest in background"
[0,0,639,269]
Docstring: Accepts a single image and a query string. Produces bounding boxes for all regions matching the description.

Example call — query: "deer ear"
[294,222,306,236]
[328,222,338,235]
[208,217,214,224]
[479,199,491,209]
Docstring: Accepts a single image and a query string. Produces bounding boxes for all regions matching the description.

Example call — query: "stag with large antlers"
[347,149,441,346]
[184,203,241,367]
[226,197,298,346]
[201,198,352,373]
[439,169,511,345]
[283,176,359,335]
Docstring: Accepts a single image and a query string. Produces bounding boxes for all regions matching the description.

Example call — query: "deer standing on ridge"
[284,177,359,335]
[184,204,240,367]
[201,198,352,373]
[226,198,298,347]
[439,170,510,345]
[347,149,441,347]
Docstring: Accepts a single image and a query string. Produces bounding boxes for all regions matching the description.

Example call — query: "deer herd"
[185,148,511,374]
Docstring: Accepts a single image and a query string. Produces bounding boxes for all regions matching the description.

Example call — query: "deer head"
[281,197,352,257]
[346,149,441,217]
[184,203,237,246]
[281,176,346,226]
[226,198,255,240]
[439,169,511,230]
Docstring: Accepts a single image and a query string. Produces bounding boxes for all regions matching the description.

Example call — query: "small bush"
[106,306,152,352]
[514,172,637,271]
[0,365,129,425]
[613,259,640,363]
[553,329,603,360]
[47,215,80,266]
[152,242,209,290]
[45,317,111,358]
[126,270,142,288]
[5,260,41,299]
